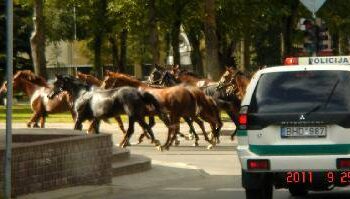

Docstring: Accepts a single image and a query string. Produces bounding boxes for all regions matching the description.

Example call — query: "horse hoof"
[174,140,180,146]
[207,144,214,150]
[188,134,194,140]
[192,142,199,147]
[156,146,163,151]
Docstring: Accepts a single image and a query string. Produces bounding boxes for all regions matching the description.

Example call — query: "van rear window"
[250,70,350,113]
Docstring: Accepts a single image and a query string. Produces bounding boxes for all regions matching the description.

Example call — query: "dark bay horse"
[0,71,75,128]
[76,72,127,135]
[48,75,170,148]
[102,72,220,150]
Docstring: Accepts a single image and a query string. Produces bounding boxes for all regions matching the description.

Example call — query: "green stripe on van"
[237,130,247,136]
[250,144,350,155]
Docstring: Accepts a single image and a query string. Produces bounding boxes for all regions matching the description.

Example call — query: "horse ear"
[105,70,111,75]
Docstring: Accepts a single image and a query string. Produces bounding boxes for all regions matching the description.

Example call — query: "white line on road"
[163,187,203,191]
[216,188,244,192]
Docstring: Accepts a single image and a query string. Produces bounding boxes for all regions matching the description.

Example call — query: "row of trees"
[1,0,350,80]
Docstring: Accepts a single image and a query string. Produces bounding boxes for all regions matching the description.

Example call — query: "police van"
[238,56,350,198]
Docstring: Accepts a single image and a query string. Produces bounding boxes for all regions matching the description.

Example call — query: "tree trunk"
[203,0,221,80]
[30,0,47,78]
[171,19,181,66]
[188,29,204,76]
[118,29,127,73]
[93,35,103,78]
[148,0,160,65]
[240,38,250,71]
[282,0,299,57]
[108,34,119,71]
[92,0,107,78]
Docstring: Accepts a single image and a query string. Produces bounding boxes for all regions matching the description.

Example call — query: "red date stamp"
[286,171,350,184]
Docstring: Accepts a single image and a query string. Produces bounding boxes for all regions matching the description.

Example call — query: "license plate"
[281,126,327,138]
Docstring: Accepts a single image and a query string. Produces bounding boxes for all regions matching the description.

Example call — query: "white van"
[238,64,350,198]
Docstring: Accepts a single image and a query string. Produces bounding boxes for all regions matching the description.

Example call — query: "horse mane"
[76,72,102,86]
[106,72,144,87]
[61,74,90,89]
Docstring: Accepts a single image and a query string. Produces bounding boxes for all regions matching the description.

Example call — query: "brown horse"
[0,71,75,128]
[75,72,128,135]
[102,72,220,150]
[76,71,103,87]
[218,66,251,100]
[171,65,215,87]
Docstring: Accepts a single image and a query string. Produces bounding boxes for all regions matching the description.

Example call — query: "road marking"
[216,188,244,192]
[163,187,203,191]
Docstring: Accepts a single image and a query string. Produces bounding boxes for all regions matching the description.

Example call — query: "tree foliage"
[7,0,350,78]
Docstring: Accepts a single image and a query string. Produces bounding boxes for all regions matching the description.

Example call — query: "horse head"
[148,65,166,85]
[218,66,239,89]
[170,64,181,77]
[160,71,179,87]
[48,74,84,99]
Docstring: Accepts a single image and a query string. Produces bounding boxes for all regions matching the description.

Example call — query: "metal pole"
[4,0,13,198]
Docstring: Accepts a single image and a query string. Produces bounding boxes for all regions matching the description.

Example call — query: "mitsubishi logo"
[299,114,306,120]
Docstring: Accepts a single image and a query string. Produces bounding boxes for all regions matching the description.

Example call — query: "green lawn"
[0,104,231,123]
[0,104,76,123]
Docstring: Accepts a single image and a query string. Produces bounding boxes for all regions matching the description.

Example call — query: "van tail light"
[337,159,350,169]
[248,159,270,170]
[284,57,298,65]
[238,106,248,129]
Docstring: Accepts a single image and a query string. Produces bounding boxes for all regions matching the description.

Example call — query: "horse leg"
[137,116,154,144]
[184,117,198,140]
[40,115,46,128]
[193,117,213,145]
[167,119,181,150]
[137,117,160,147]
[87,118,101,134]
[162,116,177,150]
[182,117,199,146]
[74,115,84,131]
[114,116,127,134]
[120,117,135,148]
[31,112,41,128]
[26,111,38,128]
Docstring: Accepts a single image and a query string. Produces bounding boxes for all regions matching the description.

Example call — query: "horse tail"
[140,91,161,113]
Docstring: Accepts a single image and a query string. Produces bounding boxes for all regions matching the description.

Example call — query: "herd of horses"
[0,65,252,151]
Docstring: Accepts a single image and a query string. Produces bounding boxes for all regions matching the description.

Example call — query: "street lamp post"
[4,0,13,198]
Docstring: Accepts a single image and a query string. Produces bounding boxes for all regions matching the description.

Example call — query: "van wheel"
[245,183,273,199]
[288,185,308,196]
